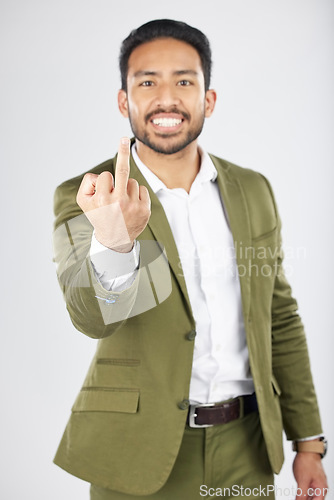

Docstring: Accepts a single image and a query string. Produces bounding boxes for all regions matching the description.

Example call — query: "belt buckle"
[188,403,215,428]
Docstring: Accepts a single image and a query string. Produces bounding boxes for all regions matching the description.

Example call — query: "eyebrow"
[132,69,199,78]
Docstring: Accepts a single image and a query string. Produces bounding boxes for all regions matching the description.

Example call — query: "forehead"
[127,38,203,76]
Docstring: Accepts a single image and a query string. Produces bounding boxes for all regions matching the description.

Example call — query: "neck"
[135,139,201,193]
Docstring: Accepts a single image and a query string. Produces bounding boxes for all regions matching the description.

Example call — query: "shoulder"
[210,154,276,202]
[210,153,272,189]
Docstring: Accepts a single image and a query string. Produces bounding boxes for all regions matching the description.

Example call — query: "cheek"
[185,92,205,112]
[127,96,143,118]
[192,99,206,119]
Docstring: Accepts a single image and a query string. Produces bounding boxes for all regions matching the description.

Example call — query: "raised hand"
[76,137,151,252]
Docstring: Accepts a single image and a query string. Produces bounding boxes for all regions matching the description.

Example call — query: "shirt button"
[186,330,196,341]
[178,399,190,410]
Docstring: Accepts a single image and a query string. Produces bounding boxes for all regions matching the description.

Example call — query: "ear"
[204,89,217,118]
[118,89,129,118]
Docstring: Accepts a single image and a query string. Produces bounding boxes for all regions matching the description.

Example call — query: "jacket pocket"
[271,375,281,396]
[252,225,277,243]
[72,387,139,413]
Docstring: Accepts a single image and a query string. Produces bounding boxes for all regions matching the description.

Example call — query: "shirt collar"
[131,144,217,195]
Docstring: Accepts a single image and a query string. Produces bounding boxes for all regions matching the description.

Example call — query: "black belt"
[187,393,258,428]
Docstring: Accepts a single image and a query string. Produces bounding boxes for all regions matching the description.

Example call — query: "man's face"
[118,38,216,155]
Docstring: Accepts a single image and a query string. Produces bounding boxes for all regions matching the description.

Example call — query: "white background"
[1,0,333,498]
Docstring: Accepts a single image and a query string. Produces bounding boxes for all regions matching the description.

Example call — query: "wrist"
[110,242,134,253]
[94,232,134,253]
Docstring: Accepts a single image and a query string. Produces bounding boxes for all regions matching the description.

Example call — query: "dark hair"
[119,19,212,91]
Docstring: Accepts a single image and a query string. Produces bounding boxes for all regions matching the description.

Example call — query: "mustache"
[145,108,190,122]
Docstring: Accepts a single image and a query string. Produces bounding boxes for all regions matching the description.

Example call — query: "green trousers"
[90,412,275,499]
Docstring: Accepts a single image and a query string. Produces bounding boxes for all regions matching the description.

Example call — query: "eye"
[178,80,191,86]
[140,80,154,87]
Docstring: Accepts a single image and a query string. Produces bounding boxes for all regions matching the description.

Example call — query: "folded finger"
[127,178,139,198]
[95,171,114,195]
[78,173,99,196]
[139,185,151,209]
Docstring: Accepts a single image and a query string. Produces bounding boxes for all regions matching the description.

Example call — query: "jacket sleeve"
[265,179,323,440]
[53,177,141,339]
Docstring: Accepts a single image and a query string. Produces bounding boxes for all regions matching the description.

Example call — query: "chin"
[140,133,199,156]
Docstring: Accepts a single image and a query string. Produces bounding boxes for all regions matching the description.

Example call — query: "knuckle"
[118,196,129,210]
[95,192,110,205]
[128,178,139,189]
[117,167,129,176]
[83,172,95,184]
[99,170,112,179]
[97,171,113,187]
[137,204,150,218]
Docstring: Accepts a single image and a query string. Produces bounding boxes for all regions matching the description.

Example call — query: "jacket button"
[186,330,196,341]
[178,399,190,410]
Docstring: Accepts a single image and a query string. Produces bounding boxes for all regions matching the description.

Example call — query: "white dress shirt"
[91,144,255,404]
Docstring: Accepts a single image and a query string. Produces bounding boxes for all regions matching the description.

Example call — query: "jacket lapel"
[129,154,192,310]
[210,155,252,321]
[128,149,252,322]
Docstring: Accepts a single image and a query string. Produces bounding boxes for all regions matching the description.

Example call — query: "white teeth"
[152,118,182,127]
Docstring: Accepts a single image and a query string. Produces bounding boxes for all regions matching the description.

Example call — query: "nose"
[154,82,181,108]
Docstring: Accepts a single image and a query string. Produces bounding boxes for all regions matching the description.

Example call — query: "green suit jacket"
[53,145,322,496]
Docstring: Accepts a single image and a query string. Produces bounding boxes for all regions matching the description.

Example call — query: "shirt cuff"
[295,434,324,442]
[90,233,140,291]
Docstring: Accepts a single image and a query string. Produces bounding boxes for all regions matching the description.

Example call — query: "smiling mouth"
[151,117,183,127]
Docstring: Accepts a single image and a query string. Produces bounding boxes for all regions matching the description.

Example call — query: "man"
[53,19,328,499]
